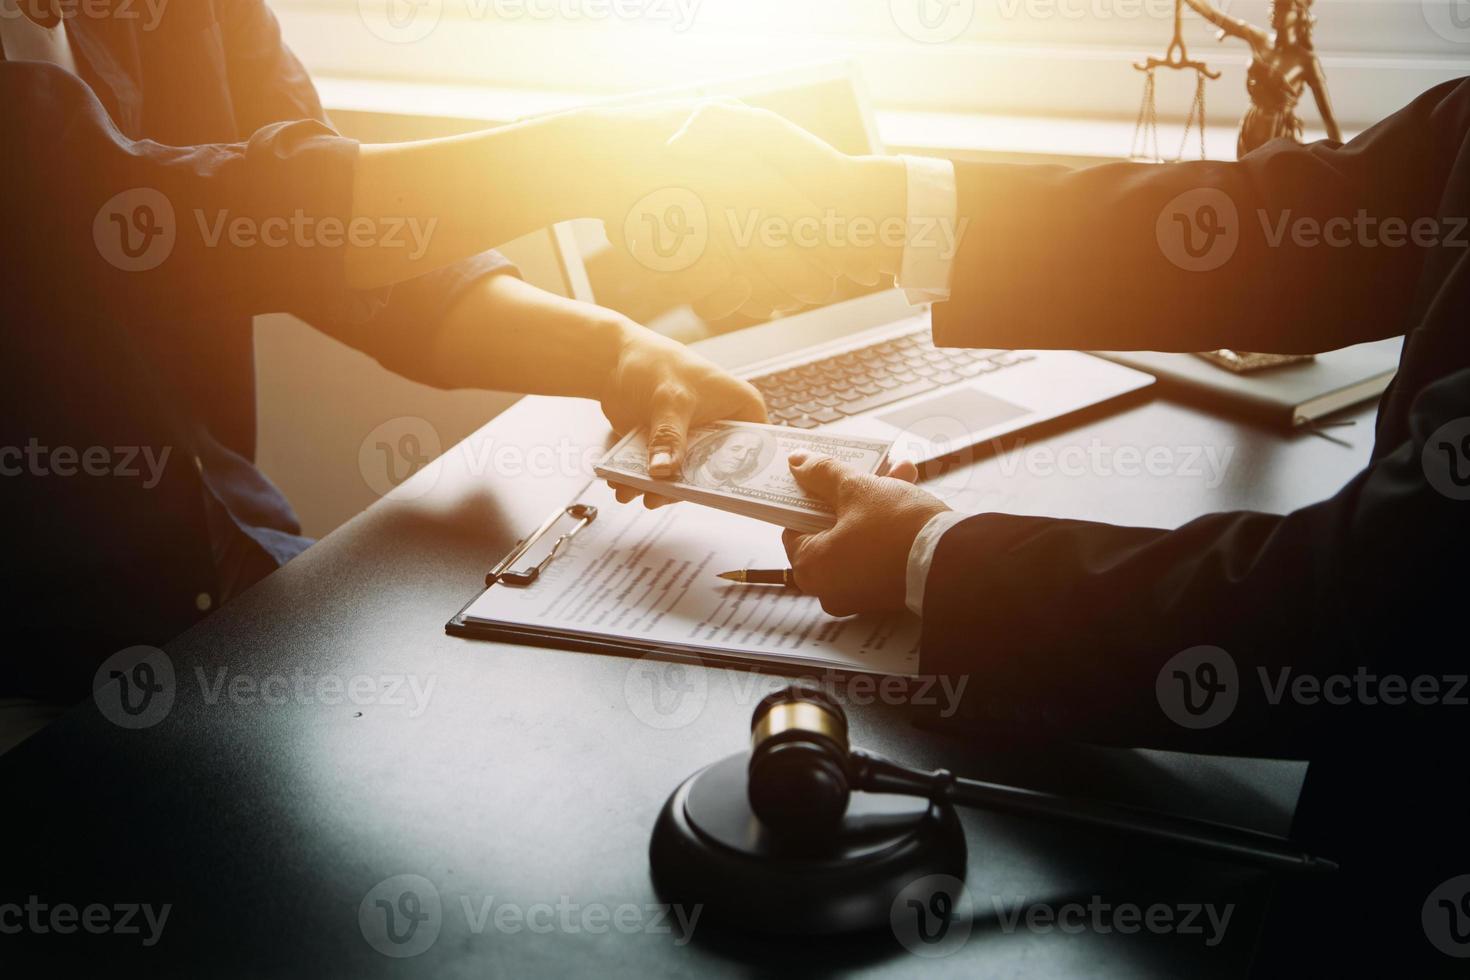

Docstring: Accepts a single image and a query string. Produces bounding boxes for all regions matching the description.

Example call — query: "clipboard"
[447,484,738,667]
[445,482,922,678]
[482,501,599,588]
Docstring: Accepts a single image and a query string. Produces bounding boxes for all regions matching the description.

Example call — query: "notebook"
[1098,337,1403,427]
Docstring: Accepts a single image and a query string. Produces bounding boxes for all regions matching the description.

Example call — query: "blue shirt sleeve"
[211,0,523,382]
[2,46,516,386]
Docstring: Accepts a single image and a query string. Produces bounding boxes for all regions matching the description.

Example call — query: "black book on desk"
[1097,337,1403,427]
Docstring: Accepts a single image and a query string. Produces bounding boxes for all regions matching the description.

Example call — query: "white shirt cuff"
[897,155,958,306]
[904,510,968,617]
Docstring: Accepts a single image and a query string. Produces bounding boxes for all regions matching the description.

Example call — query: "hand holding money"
[778,452,941,616]
[596,421,894,532]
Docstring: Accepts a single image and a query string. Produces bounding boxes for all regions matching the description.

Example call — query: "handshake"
[574,102,935,320]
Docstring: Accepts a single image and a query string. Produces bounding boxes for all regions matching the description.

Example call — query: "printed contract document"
[463,482,920,676]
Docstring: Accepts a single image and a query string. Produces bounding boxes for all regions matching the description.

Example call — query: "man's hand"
[781,452,947,617]
[656,103,910,315]
[589,101,907,321]
[601,322,766,505]
[570,101,823,321]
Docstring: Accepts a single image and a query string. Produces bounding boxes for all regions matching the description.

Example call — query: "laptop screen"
[565,68,890,345]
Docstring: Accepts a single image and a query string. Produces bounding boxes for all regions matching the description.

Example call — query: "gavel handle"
[849,750,1338,875]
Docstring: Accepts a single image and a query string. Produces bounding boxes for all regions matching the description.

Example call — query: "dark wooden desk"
[0,390,1379,976]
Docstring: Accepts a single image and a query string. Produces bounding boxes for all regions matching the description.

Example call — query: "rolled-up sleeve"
[3,57,518,383]
[309,250,520,383]
[3,62,370,326]
[213,0,522,380]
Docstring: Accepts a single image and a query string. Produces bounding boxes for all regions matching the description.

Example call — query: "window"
[275,0,1469,130]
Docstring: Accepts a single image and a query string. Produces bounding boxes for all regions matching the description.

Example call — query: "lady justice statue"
[1131,0,1342,373]
[1184,0,1342,156]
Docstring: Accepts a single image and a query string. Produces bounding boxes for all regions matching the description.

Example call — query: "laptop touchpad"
[879,387,1028,435]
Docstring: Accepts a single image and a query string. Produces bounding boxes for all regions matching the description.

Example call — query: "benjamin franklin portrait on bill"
[684,428,776,490]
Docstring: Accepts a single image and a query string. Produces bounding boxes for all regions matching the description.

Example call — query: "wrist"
[847,155,908,279]
[591,312,644,400]
[554,303,638,404]
[528,108,618,223]
[555,109,606,218]
[432,274,634,397]
[557,107,665,221]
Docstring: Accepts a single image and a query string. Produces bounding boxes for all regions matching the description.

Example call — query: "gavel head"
[748,686,852,835]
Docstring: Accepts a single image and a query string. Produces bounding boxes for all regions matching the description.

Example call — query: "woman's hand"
[426,276,762,490]
[599,321,767,507]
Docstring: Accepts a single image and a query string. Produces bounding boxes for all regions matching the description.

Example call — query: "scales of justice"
[1130,0,1342,373]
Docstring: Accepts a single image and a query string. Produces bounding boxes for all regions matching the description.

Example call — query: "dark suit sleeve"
[919,77,1470,757]
[931,77,1470,354]
[215,0,519,385]
[921,359,1470,757]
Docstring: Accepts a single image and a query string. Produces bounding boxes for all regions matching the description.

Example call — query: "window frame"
[274,0,1470,131]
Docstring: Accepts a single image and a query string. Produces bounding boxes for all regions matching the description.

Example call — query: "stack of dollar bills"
[595,420,893,533]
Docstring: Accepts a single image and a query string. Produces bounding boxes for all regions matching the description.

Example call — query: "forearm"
[934,79,1470,352]
[347,111,597,290]
[921,510,1311,755]
[919,363,1468,757]
[423,272,767,482]
[423,273,627,397]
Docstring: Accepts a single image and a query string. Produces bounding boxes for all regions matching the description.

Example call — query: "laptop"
[552,63,1154,465]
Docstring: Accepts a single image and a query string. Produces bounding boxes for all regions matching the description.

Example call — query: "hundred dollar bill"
[595,421,893,533]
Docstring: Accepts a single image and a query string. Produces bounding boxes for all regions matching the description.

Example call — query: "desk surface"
[0,388,1379,976]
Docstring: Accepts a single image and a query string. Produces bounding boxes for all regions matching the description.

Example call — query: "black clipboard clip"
[486,503,598,587]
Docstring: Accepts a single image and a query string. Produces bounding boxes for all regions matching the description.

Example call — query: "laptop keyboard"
[747,328,1034,429]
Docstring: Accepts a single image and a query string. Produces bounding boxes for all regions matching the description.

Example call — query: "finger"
[625,222,710,280]
[706,241,786,319]
[712,211,836,311]
[731,380,768,424]
[844,253,885,288]
[704,162,839,310]
[644,493,675,510]
[684,375,767,430]
[647,387,696,479]
[722,253,796,320]
[611,483,640,504]
[886,459,920,484]
[662,99,749,152]
[665,103,774,157]
[786,451,853,504]
[736,286,778,321]
[691,275,753,321]
[749,243,837,310]
[781,527,816,568]
[732,271,787,321]
[668,104,846,192]
[782,528,830,597]
[651,250,737,308]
